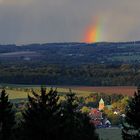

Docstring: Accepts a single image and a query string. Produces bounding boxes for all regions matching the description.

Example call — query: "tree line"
[1,64,140,86]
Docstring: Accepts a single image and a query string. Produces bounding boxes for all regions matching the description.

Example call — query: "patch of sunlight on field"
[3,89,29,99]
[26,87,92,97]
[0,87,92,100]
[97,128,122,140]
[56,88,92,97]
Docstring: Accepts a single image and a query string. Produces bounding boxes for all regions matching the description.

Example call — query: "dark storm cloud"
[0,0,140,44]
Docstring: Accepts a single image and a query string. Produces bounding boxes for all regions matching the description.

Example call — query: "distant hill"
[0,41,140,65]
[1,42,140,86]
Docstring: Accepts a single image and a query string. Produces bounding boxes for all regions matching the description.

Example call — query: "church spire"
[99,98,105,110]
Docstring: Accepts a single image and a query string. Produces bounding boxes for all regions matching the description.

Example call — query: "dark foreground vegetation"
[122,87,140,140]
[0,86,140,140]
[0,87,99,140]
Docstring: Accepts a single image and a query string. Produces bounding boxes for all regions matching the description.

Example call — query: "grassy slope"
[5,89,28,99]
[1,85,135,99]
[1,87,91,99]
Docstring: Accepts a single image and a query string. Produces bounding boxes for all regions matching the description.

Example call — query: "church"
[98,98,105,110]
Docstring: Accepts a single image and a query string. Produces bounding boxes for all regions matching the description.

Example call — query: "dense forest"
[0,64,140,86]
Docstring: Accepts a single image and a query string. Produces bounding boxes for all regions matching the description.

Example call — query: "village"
[12,90,127,129]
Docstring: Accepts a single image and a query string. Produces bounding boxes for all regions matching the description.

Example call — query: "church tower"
[99,98,105,110]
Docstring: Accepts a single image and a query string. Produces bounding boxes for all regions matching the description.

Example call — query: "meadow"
[0,84,136,100]
[72,86,137,96]
[0,85,91,100]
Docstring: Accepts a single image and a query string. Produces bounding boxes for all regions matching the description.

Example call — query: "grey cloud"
[0,0,140,44]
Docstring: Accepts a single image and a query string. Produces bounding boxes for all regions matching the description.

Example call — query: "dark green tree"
[60,90,99,140]
[21,87,61,140]
[20,87,99,140]
[122,87,140,140]
[0,89,15,140]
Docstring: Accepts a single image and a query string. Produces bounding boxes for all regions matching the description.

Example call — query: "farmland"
[0,85,136,100]
[71,86,137,96]
[0,86,92,100]
[1,42,140,65]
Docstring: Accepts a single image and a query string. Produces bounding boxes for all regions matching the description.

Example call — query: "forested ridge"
[1,42,140,85]
[0,64,140,86]
[1,42,140,65]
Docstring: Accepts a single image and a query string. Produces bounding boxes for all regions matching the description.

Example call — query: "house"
[89,108,103,127]
[104,118,111,127]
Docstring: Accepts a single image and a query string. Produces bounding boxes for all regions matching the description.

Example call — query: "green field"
[97,128,122,140]
[4,89,28,99]
[0,86,92,100]
[0,84,134,100]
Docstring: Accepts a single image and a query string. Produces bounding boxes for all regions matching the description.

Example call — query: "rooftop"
[99,98,104,104]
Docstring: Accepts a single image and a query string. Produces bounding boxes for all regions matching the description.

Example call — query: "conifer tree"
[21,87,99,140]
[60,91,99,140]
[21,87,61,140]
[122,87,140,140]
[0,89,15,140]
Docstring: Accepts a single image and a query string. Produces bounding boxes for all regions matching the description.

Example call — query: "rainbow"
[84,18,102,43]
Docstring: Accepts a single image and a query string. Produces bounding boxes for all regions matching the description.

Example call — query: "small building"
[104,119,111,127]
[89,108,103,127]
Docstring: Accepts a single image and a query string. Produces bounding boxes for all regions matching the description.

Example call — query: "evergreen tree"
[122,87,140,140]
[21,87,99,140]
[0,89,15,140]
[60,91,99,140]
[21,87,61,140]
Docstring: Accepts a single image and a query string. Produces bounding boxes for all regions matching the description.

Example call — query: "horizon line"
[0,40,139,46]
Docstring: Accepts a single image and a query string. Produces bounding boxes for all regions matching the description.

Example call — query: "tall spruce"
[21,87,61,140]
[122,87,140,140]
[60,91,99,140]
[0,89,15,140]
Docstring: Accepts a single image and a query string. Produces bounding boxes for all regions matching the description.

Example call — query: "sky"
[0,0,140,44]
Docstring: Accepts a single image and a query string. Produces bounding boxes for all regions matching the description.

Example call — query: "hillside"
[0,41,140,65]
[1,42,140,85]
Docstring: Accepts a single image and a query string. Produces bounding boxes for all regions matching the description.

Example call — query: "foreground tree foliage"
[0,87,99,140]
[0,89,15,140]
[122,87,140,140]
[21,87,61,140]
[60,91,99,140]
[20,87,99,140]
